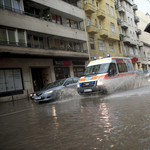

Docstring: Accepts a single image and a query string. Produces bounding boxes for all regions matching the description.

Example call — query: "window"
[52,14,56,23]
[118,43,121,53]
[110,23,115,33]
[39,37,44,48]
[60,41,65,49]
[33,36,39,48]
[106,4,109,14]
[4,0,12,10]
[0,69,23,93]
[131,18,133,26]
[129,48,133,55]
[95,19,97,27]
[57,16,61,24]
[117,63,128,73]
[135,49,138,55]
[73,68,85,77]
[109,42,114,52]
[73,77,79,83]
[13,0,20,13]
[148,53,150,60]
[90,38,95,49]
[124,45,127,54]
[18,30,25,46]
[108,63,117,76]
[98,40,106,51]
[92,0,94,6]
[111,7,114,16]
[87,16,91,26]
[0,28,7,44]
[128,17,130,25]
[65,78,73,85]
[85,0,88,4]
[8,29,15,44]
[99,21,102,29]
[96,2,99,9]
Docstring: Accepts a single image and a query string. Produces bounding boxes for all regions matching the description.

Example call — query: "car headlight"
[44,90,53,94]
[77,82,80,88]
[97,79,103,86]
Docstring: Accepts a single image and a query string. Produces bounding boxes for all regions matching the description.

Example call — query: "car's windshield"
[84,63,110,76]
[42,79,66,89]
[41,83,52,90]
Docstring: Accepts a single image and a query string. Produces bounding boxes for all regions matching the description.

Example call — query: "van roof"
[88,57,131,66]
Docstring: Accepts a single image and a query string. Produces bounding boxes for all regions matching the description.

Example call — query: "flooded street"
[1,85,150,150]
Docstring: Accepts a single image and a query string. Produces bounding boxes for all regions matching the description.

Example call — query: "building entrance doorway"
[31,67,51,92]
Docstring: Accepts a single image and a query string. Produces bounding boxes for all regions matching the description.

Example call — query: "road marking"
[0,107,34,117]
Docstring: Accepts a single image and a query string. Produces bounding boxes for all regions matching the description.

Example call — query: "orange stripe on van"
[124,59,131,61]
[79,78,86,82]
[111,58,116,60]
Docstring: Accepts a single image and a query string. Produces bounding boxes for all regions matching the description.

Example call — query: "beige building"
[116,0,144,70]
[0,0,89,102]
[136,11,150,71]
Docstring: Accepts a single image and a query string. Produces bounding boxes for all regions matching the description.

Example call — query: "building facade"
[136,11,150,71]
[0,0,89,102]
[82,0,124,60]
[116,0,144,70]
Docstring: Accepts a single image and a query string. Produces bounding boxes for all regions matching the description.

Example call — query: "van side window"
[108,63,117,76]
[117,63,128,73]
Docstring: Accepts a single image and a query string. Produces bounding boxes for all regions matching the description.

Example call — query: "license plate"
[35,97,41,100]
[84,89,92,92]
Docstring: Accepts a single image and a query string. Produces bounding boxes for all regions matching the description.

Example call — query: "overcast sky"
[135,0,150,14]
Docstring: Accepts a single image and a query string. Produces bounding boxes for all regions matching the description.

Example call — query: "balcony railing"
[0,41,88,53]
[120,0,133,6]
[115,2,119,9]
[84,3,96,14]
[96,9,105,19]
[134,15,140,23]
[117,18,121,25]
[133,4,138,11]
[62,0,83,9]
[0,4,85,31]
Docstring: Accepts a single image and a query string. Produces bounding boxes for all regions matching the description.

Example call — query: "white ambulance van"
[77,57,135,95]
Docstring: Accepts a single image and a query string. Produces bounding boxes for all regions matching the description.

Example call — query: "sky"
[135,0,150,15]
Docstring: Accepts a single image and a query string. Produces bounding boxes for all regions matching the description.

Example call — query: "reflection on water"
[1,85,150,149]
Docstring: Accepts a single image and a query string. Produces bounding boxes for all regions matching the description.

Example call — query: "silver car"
[144,70,150,78]
[33,77,79,102]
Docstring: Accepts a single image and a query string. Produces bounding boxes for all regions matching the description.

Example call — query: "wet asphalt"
[1,85,150,150]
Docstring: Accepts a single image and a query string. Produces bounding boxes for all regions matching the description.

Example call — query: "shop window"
[73,67,85,77]
[90,38,95,49]
[117,63,128,73]
[0,69,23,95]
[55,67,70,80]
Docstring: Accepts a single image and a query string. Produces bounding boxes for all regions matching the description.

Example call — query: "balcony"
[121,21,128,29]
[134,15,140,23]
[84,3,96,14]
[0,41,89,59]
[96,9,105,19]
[115,2,119,9]
[129,40,137,46]
[133,4,138,11]
[86,25,98,34]
[136,29,142,35]
[120,34,124,41]
[118,7,125,13]
[120,0,133,6]
[123,36,130,43]
[99,29,108,38]
[117,18,121,25]
[138,41,144,47]
[0,9,86,41]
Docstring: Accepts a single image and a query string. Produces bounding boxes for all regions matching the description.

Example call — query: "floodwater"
[1,84,150,149]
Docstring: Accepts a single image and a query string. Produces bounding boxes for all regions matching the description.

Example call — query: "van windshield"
[84,63,110,76]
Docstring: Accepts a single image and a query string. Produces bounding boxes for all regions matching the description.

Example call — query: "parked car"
[33,77,79,102]
[144,70,150,78]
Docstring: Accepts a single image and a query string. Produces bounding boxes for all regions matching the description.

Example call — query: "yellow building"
[82,0,123,60]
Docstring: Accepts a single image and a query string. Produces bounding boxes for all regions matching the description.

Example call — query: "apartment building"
[116,0,144,70]
[136,11,150,71]
[82,0,123,60]
[0,0,89,102]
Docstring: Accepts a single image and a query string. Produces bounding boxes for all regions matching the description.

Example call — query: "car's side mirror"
[65,82,69,86]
